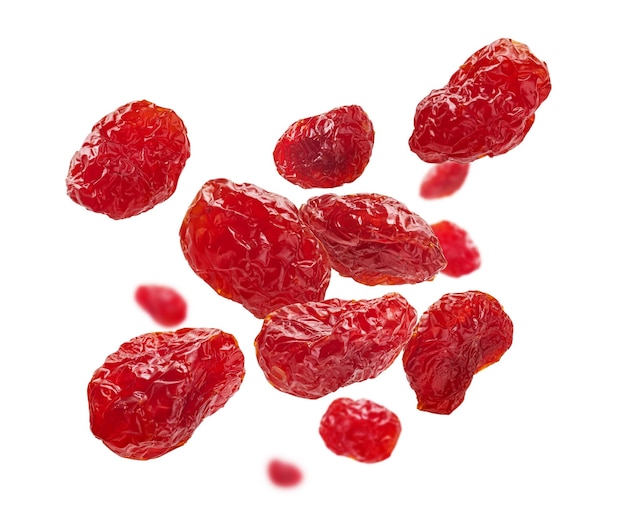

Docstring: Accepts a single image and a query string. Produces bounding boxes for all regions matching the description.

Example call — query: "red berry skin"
[255,293,417,399]
[87,328,245,460]
[420,162,470,199]
[319,398,402,463]
[267,459,303,488]
[67,100,190,219]
[179,178,331,319]
[135,285,187,327]
[273,105,375,189]
[409,39,551,163]
[299,193,447,286]
[430,220,481,277]
[402,291,514,415]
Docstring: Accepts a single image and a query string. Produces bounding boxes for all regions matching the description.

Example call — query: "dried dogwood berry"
[319,398,401,463]
[135,284,187,327]
[409,38,551,163]
[267,459,303,488]
[87,328,245,460]
[67,100,190,219]
[420,161,470,199]
[273,105,375,189]
[403,291,513,415]
[179,178,331,319]
[255,293,417,399]
[430,220,481,277]
[299,193,447,285]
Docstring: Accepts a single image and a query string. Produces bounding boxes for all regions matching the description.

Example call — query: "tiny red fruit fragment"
[409,38,551,163]
[420,162,470,199]
[267,459,303,488]
[430,220,481,277]
[255,293,417,399]
[67,100,190,219]
[403,291,513,415]
[179,178,331,319]
[273,105,375,189]
[135,284,187,327]
[299,193,447,285]
[319,398,401,463]
[87,328,245,460]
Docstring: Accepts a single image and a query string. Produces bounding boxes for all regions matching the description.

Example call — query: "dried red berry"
[255,293,417,399]
[319,398,401,463]
[134,284,187,327]
[299,193,447,285]
[179,178,331,319]
[87,328,245,460]
[420,162,470,199]
[409,38,551,163]
[267,459,303,488]
[67,100,190,219]
[273,105,375,189]
[430,220,481,277]
[402,291,513,415]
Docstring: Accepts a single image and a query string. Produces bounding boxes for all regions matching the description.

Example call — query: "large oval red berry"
[87,328,245,460]
[299,193,446,285]
[273,105,375,189]
[255,293,417,399]
[67,100,190,219]
[402,291,514,415]
[179,178,331,319]
[409,39,551,163]
[319,398,402,463]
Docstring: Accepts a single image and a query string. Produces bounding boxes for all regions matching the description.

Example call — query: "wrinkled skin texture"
[431,220,481,277]
[273,105,375,189]
[135,284,187,327]
[420,161,470,199]
[88,328,245,460]
[319,398,401,463]
[409,38,551,163]
[403,291,513,415]
[255,293,417,399]
[300,193,447,285]
[267,459,303,488]
[67,100,190,219]
[180,179,331,319]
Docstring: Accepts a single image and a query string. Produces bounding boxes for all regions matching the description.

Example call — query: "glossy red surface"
[431,220,481,277]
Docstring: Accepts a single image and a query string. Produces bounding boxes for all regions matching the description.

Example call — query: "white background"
[2,1,624,524]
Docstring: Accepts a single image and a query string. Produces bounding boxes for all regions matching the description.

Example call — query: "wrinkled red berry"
[87,328,245,460]
[67,100,190,219]
[255,293,417,399]
[403,291,513,415]
[134,284,187,327]
[319,398,401,463]
[267,459,303,488]
[273,105,375,189]
[431,220,481,277]
[409,38,551,163]
[179,178,331,319]
[299,193,447,285]
[420,162,470,199]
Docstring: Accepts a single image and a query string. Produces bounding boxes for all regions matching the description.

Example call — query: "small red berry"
[135,284,187,327]
[267,459,303,488]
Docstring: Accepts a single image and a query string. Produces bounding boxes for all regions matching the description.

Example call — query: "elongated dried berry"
[431,220,481,277]
[273,105,375,189]
[87,328,245,460]
[67,100,190,219]
[420,162,470,199]
[135,284,187,327]
[402,291,513,415]
[255,293,417,399]
[267,459,303,488]
[180,178,331,319]
[299,193,446,285]
[319,398,401,463]
[409,38,551,163]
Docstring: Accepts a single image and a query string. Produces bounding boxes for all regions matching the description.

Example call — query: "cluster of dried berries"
[70,38,549,468]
